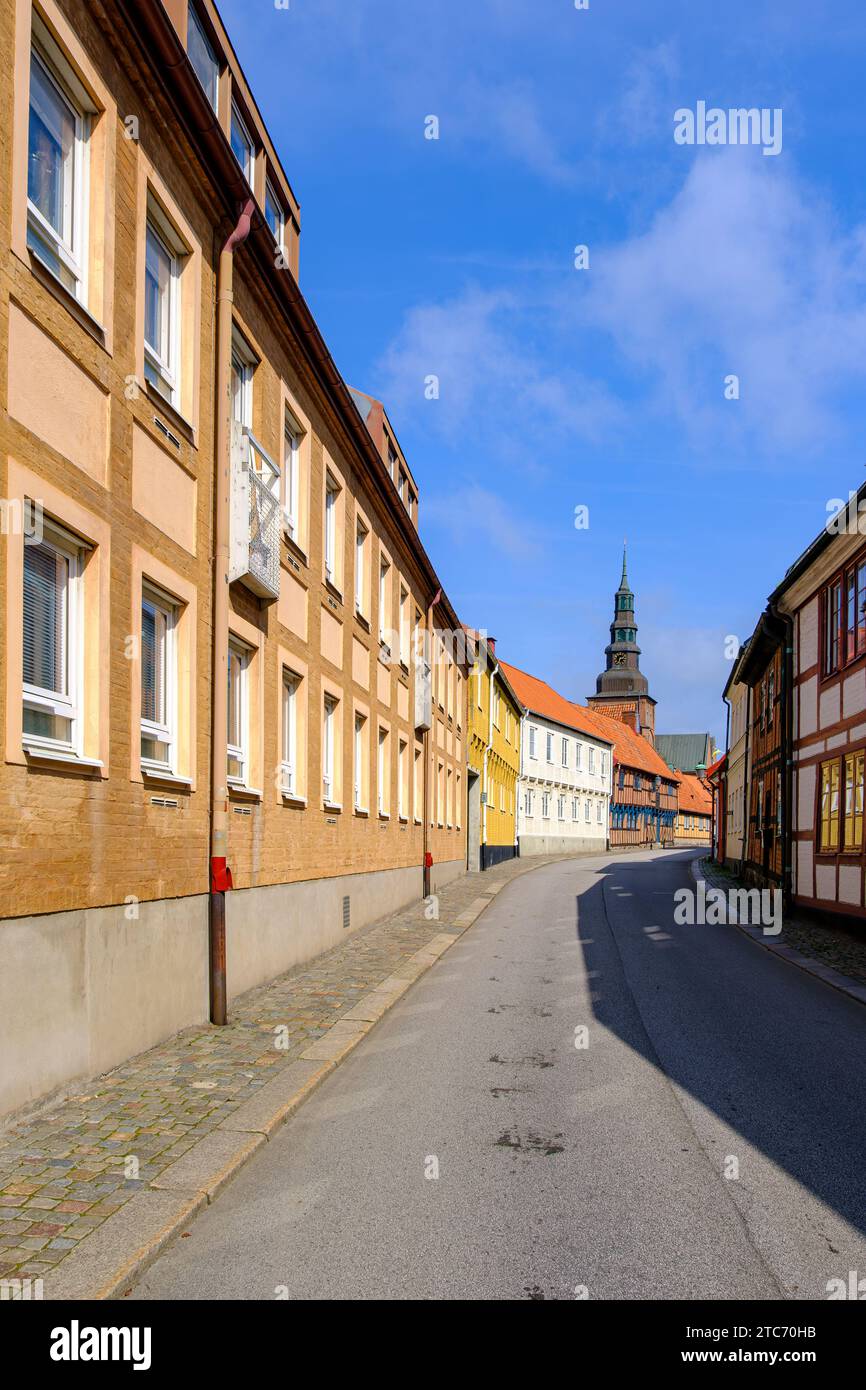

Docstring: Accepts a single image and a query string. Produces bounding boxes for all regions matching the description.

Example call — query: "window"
[589,747,595,774]
[767,668,775,727]
[231,330,254,427]
[143,217,179,405]
[820,759,841,851]
[378,554,391,643]
[353,712,365,811]
[283,413,301,542]
[843,752,866,851]
[22,528,82,755]
[576,742,582,771]
[822,560,866,676]
[323,695,337,803]
[561,737,568,766]
[355,518,368,615]
[585,799,591,822]
[572,797,578,819]
[399,583,410,666]
[525,790,534,816]
[601,752,607,778]
[227,640,249,786]
[377,728,389,815]
[140,588,176,772]
[541,792,550,819]
[557,795,565,820]
[529,725,537,758]
[27,45,88,301]
[635,773,642,792]
[546,731,553,762]
[398,738,408,819]
[493,686,501,729]
[597,801,604,824]
[230,101,255,183]
[449,767,455,827]
[281,670,298,795]
[188,5,219,110]
[413,745,422,821]
[265,180,285,251]
[324,477,339,585]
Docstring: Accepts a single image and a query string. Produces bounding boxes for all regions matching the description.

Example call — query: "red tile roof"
[676,772,713,815]
[574,704,681,783]
[499,661,614,744]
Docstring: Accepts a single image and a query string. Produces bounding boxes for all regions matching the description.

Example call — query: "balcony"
[229,423,281,601]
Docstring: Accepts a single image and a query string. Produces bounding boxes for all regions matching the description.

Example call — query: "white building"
[500,662,614,856]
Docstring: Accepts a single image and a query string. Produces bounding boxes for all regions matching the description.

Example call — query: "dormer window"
[188,6,219,111]
[231,101,255,183]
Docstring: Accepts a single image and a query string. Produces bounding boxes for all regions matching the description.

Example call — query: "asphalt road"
[130,849,866,1300]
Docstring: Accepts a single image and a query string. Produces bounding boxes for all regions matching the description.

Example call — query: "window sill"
[23,744,104,773]
[142,767,193,790]
[354,805,369,818]
[281,792,307,807]
[144,383,197,448]
[228,784,262,802]
[324,579,343,605]
[378,810,390,821]
[414,817,423,826]
[283,534,308,569]
[354,609,370,633]
[27,251,107,350]
[323,800,342,813]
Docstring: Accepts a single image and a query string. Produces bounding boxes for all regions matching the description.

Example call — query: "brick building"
[0,0,467,1118]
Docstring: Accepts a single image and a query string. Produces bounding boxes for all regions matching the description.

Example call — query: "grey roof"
[655,733,712,775]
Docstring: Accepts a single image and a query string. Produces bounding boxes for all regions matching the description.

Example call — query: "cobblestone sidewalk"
[0,854,568,1290]
[698,856,866,989]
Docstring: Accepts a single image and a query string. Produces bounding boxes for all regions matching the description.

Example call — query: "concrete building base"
[518,834,607,857]
[0,859,468,1120]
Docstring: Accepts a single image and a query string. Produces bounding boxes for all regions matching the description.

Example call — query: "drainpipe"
[209,197,256,1027]
[422,589,441,899]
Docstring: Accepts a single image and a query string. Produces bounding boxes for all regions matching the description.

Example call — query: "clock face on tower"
[613,653,627,667]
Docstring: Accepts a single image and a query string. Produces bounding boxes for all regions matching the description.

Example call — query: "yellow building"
[466,632,523,870]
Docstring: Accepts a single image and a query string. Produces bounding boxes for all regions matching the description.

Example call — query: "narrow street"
[129,849,866,1301]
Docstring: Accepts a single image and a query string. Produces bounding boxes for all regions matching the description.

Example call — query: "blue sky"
[220,0,866,746]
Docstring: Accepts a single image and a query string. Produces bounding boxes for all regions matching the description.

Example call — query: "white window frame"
[22,522,84,760]
[143,213,181,408]
[355,518,367,615]
[230,100,255,184]
[558,795,565,820]
[324,477,339,586]
[546,731,553,763]
[561,736,568,767]
[576,741,582,771]
[27,42,90,305]
[572,796,578,819]
[281,669,298,796]
[188,4,219,111]
[231,328,255,428]
[377,726,388,816]
[597,800,604,824]
[227,638,249,789]
[585,799,591,823]
[528,725,536,759]
[398,738,407,819]
[399,583,410,667]
[379,555,390,643]
[541,792,550,819]
[140,584,177,775]
[353,713,365,811]
[283,412,301,541]
[265,179,285,252]
[322,694,337,804]
[589,747,596,774]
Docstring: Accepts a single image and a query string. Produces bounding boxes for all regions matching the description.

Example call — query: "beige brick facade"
[0,0,467,1114]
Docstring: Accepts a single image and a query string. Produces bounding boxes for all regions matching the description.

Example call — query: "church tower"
[586,546,656,744]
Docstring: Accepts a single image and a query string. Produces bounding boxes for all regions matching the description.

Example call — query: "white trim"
[227,638,250,789]
[230,100,255,184]
[280,667,298,796]
[27,45,90,305]
[140,584,177,775]
[22,528,83,760]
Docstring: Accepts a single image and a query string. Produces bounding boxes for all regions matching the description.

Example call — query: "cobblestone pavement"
[698,856,866,987]
[0,854,570,1286]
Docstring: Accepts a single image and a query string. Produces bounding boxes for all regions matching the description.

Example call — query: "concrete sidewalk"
[0,852,572,1299]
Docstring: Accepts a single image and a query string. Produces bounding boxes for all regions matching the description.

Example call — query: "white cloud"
[424,483,543,562]
[581,151,866,454]
[375,284,621,454]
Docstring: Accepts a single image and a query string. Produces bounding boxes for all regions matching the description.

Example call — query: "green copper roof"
[655,733,713,775]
